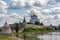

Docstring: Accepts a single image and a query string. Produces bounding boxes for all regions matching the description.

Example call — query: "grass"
[23,28,55,33]
[0,35,19,40]
[14,28,55,36]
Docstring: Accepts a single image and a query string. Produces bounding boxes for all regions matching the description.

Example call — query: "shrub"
[34,21,40,25]
[40,23,44,26]
[0,29,2,32]
[27,22,33,24]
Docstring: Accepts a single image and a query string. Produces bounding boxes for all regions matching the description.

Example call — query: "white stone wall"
[0,27,11,34]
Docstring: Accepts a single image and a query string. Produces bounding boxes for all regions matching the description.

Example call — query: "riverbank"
[23,28,55,33]
[0,35,22,40]
[14,28,55,35]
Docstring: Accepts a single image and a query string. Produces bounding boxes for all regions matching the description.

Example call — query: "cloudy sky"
[0,0,60,26]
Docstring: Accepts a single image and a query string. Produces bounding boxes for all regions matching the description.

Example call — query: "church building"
[30,13,40,24]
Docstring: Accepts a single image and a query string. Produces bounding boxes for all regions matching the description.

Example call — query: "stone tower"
[23,17,26,28]
[20,17,26,30]
[2,21,11,34]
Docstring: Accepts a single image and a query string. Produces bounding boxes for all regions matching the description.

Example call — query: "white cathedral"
[30,13,40,24]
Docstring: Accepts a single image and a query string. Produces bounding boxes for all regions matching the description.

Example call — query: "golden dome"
[32,13,37,17]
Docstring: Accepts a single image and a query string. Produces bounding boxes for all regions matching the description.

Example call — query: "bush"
[34,21,40,25]
[27,22,33,24]
[0,29,2,32]
[40,23,44,26]
[15,23,19,33]
[23,28,54,33]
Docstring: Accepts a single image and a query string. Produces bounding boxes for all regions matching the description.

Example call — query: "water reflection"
[19,34,39,40]
[17,32,60,40]
[37,32,60,40]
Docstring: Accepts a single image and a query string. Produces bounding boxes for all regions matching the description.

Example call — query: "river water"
[19,32,60,40]
[37,32,60,40]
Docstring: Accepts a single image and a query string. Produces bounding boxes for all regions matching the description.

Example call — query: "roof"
[31,13,37,17]
[23,17,26,22]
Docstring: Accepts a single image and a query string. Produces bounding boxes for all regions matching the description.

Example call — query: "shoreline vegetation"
[23,28,55,34]
[14,28,55,35]
[0,35,22,40]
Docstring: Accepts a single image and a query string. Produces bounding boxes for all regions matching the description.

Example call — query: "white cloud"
[0,13,24,27]
[0,0,8,13]
[10,13,23,19]
[56,14,60,19]
[8,13,24,24]
[25,10,31,16]
[42,9,52,14]
[10,0,25,8]
[10,0,49,9]
[48,0,57,5]
[34,0,49,7]
[51,7,60,14]
[47,0,60,7]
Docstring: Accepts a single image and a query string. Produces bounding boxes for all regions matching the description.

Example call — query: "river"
[37,32,60,40]
[19,32,60,40]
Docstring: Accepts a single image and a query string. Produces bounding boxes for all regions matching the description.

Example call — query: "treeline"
[27,21,44,26]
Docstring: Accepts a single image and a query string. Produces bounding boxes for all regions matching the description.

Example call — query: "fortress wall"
[26,24,49,28]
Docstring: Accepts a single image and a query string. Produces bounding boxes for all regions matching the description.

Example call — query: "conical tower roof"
[23,17,26,22]
[4,21,9,27]
[4,21,7,25]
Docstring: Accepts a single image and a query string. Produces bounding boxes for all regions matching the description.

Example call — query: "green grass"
[0,35,19,40]
[23,28,55,33]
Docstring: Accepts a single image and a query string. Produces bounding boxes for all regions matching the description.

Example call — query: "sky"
[0,0,60,26]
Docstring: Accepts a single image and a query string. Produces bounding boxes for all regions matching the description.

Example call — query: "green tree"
[34,21,40,25]
[15,23,19,37]
[15,23,19,33]
[40,23,44,26]
[27,22,33,24]
[0,29,2,32]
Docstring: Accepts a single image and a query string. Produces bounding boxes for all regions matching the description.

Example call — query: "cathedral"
[30,13,40,24]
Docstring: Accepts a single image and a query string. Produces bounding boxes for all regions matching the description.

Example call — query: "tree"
[14,23,19,37]
[27,22,33,24]
[34,21,40,25]
[15,23,19,33]
[0,29,2,32]
[40,23,44,26]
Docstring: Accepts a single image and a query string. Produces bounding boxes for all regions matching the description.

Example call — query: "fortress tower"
[1,21,11,34]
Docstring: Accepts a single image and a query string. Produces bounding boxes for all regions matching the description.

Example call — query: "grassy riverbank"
[23,28,55,33]
[14,28,55,35]
[0,35,21,40]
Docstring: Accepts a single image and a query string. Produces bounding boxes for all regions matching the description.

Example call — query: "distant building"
[50,24,53,27]
[59,24,60,27]
[0,17,27,34]
[9,17,26,32]
[0,21,11,34]
[30,13,40,24]
[19,17,26,30]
